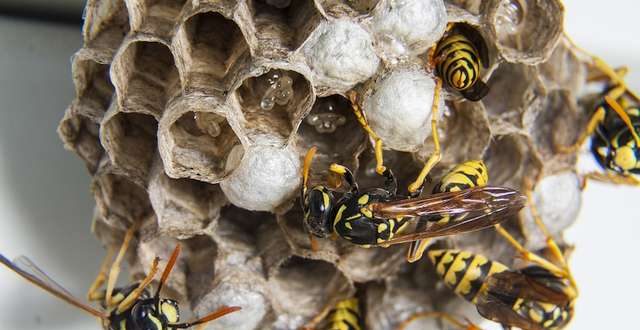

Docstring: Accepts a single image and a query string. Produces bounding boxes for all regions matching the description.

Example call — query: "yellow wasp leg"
[347,91,386,175]
[105,223,139,308]
[591,56,640,103]
[494,224,568,279]
[408,78,443,194]
[523,179,578,294]
[87,246,115,301]
[582,171,640,187]
[116,257,160,313]
[604,95,640,147]
[302,146,318,194]
[396,311,480,330]
[555,106,605,154]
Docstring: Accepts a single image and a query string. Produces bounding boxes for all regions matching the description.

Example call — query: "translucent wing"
[475,293,546,330]
[486,267,573,305]
[0,253,107,318]
[370,186,526,246]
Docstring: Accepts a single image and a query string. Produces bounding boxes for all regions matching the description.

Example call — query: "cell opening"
[483,134,526,187]
[135,0,187,36]
[235,69,312,143]
[114,41,180,118]
[217,205,274,250]
[317,0,380,17]
[269,256,349,317]
[73,58,114,121]
[298,94,366,167]
[102,112,158,185]
[179,12,250,93]
[58,111,104,174]
[83,0,130,55]
[168,111,242,182]
[184,235,218,303]
[248,0,323,53]
[483,62,542,118]
[92,172,153,229]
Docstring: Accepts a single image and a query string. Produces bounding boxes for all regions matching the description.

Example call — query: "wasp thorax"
[302,186,335,238]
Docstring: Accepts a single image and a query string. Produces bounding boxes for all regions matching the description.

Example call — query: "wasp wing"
[475,292,546,330]
[370,187,526,246]
[0,253,107,318]
[486,267,573,305]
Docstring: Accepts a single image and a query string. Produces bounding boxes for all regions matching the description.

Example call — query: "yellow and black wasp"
[300,145,526,254]
[0,225,240,330]
[302,296,364,330]
[415,180,578,330]
[431,23,490,101]
[555,55,640,186]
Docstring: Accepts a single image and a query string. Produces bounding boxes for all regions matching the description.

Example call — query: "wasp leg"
[396,311,479,330]
[591,56,640,102]
[408,78,443,195]
[555,105,606,154]
[522,179,578,292]
[603,94,640,146]
[329,163,359,194]
[302,146,317,194]
[105,223,139,308]
[494,224,568,279]
[87,246,115,301]
[347,91,386,175]
[115,257,160,313]
[582,171,640,187]
[300,299,336,330]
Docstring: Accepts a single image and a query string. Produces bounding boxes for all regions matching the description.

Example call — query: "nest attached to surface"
[58,0,590,329]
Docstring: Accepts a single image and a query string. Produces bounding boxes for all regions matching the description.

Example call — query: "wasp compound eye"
[303,186,334,238]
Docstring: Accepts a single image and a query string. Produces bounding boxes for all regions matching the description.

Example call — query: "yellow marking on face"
[360,207,372,218]
[614,145,636,170]
[377,223,388,233]
[148,313,163,330]
[357,194,370,205]
[161,302,179,323]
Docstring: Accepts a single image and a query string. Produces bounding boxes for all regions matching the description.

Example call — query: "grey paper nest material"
[59,0,590,329]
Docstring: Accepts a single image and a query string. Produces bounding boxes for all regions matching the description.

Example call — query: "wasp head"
[301,185,335,238]
[130,298,180,330]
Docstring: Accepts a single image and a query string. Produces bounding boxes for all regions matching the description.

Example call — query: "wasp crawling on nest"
[1,225,240,330]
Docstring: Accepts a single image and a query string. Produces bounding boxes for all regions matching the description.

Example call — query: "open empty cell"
[483,134,530,188]
[134,0,187,36]
[114,41,180,118]
[58,111,104,174]
[235,69,312,143]
[214,205,276,258]
[438,101,491,166]
[248,0,323,53]
[168,111,242,182]
[184,235,218,302]
[483,62,543,119]
[298,94,365,168]
[268,256,350,318]
[178,12,250,93]
[83,0,130,56]
[92,172,153,229]
[102,112,158,185]
[73,58,114,121]
[317,0,380,17]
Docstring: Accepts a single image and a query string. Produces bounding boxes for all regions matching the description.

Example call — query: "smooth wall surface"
[0,1,638,329]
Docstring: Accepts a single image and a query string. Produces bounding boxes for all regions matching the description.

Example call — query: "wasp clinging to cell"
[0,224,240,330]
[431,22,491,101]
[555,50,640,186]
[407,178,578,330]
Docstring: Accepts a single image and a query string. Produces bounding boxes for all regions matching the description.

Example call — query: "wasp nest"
[59,0,590,328]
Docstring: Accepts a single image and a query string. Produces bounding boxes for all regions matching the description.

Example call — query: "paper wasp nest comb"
[59,0,589,328]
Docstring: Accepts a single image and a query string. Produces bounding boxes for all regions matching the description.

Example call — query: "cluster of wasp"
[2,17,639,330]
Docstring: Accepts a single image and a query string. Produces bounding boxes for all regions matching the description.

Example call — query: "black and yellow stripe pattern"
[428,249,508,304]
[434,24,489,101]
[512,299,571,330]
[326,298,363,330]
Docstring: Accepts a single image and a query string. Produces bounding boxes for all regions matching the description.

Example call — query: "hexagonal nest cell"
[61,0,593,329]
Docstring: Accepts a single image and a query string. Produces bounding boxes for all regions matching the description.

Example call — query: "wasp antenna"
[154,244,181,300]
[170,306,241,328]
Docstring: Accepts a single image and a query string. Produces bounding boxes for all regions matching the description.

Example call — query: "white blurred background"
[0,1,637,329]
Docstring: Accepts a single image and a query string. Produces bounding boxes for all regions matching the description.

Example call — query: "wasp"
[418,180,578,330]
[302,296,364,330]
[0,225,240,330]
[555,55,640,186]
[300,145,527,256]
[431,23,490,101]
